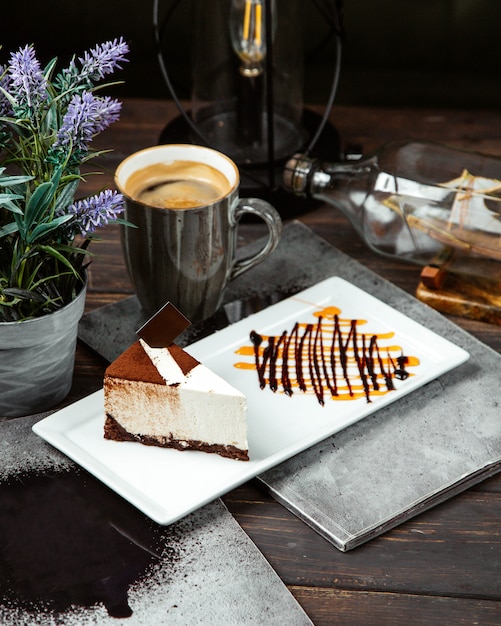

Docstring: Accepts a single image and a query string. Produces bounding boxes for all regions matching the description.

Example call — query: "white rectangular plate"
[33,277,469,525]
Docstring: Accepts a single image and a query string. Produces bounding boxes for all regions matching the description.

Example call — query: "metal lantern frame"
[152,0,344,203]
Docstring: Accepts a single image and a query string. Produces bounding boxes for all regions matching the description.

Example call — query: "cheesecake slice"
[104,339,249,461]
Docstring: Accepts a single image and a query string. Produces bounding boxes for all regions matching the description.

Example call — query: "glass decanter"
[283,140,501,279]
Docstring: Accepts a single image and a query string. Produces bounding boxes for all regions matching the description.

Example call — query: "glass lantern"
[190,0,304,166]
[154,0,343,199]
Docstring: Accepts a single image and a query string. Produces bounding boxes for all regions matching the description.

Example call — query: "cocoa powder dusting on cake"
[105,341,165,385]
[168,344,200,376]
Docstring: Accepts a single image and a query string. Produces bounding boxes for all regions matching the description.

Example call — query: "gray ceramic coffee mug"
[115,144,282,323]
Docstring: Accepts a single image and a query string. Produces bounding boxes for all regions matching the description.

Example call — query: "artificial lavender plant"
[0,38,129,321]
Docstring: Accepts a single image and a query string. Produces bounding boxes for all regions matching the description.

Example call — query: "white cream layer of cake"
[107,341,248,452]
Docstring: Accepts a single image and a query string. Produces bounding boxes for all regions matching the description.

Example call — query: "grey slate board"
[0,414,313,625]
[79,221,501,551]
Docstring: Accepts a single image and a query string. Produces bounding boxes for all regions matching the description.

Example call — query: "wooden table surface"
[71,99,501,625]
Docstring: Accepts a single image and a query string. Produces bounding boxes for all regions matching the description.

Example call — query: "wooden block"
[420,265,447,290]
[416,271,501,325]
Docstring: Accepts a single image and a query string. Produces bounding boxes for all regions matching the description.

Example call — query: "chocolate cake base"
[104,415,249,462]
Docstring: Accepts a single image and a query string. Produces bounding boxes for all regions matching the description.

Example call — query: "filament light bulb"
[230,0,267,76]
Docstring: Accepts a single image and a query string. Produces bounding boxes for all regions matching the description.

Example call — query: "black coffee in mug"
[124,161,231,210]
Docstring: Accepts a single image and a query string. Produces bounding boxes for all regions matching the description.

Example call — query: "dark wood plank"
[223,481,501,598]
[290,587,501,626]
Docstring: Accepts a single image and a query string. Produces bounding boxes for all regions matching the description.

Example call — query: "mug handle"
[230,198,282,281]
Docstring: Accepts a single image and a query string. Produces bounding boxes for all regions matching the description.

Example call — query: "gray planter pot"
[0,283,87,419]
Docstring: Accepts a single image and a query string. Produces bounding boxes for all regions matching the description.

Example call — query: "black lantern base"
[158,107,341,216]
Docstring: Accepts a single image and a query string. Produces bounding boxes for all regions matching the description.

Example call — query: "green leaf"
[27,214,72,244]
[0,194,24,213]
[12,210,26,240]
[23,181,53,229]
[43,56,58,81]
[24,166,63,233]
[0,86,17,110]
[54,178,79,213]
[52,242,94,257]
[2,287,46,303]
[0,116,31,139]
[80,149,112,164]
[115,217,137,229]
[43,103,58,135]
[24,259,45,288]
[0,173,33,187]
[0,222,19,238]
[38,244,82,276]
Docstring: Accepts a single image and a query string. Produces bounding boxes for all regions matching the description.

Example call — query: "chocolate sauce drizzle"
[250,313,410,405]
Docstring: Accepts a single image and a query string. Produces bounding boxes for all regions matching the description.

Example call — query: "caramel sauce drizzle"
[236,307,418,405]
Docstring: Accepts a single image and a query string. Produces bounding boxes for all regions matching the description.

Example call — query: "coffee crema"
[124,161,232,209]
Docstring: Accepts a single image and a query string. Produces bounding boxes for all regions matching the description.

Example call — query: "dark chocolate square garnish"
[136,302,191,348]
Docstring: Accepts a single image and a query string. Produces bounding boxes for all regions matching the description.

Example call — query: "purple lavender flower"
[53,38,129,107]
[63,189,125,237]
[7,45,48,113]
[52,91,122,157]
[78,37,129,82]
